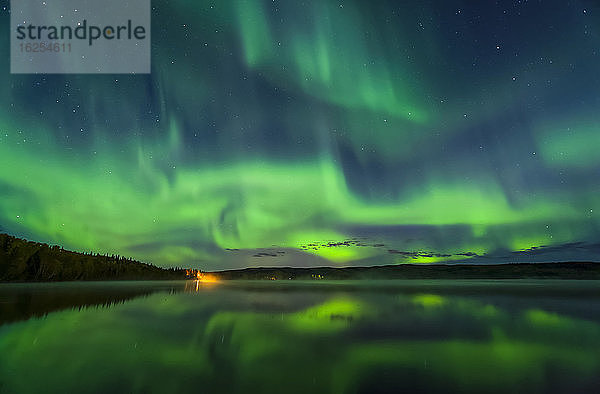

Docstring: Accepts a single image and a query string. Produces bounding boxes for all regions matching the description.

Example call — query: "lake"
[1,280,599,393]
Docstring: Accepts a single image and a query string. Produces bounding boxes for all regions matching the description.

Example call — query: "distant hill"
[0,233,187,282]
[211,262,600,280]
[3,232,599,283]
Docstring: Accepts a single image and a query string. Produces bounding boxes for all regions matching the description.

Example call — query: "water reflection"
[0,280,599,393]
[0,281,186,326]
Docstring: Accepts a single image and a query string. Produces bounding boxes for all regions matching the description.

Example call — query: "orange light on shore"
[196,272,219,283]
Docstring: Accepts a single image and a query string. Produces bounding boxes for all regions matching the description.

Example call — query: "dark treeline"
[0,233,188,282]
[212,262,600,281]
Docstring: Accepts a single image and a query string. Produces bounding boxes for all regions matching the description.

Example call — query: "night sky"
[1,0,599,269]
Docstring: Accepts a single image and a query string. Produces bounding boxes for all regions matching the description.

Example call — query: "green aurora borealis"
[1,0,600,269]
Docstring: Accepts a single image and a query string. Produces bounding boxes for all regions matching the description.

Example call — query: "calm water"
[1,280,600,393]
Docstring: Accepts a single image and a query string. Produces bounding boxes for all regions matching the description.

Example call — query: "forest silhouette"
[0,233,187,282]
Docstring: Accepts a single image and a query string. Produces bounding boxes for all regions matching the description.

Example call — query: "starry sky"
[1,0,599,269]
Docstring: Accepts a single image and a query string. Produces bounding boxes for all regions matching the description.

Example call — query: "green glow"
[1,0,599,268]
[288,297,365,332]
[335,339,598,393]
[536,120,600,168]
[412,293,446,308]
[526,309,569,327]
[3,284,599,393]
[1,111,598,267]
[234,1,428,122]
[235,0,272,66]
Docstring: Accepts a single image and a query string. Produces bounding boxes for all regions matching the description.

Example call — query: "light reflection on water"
[0,280,599,393]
